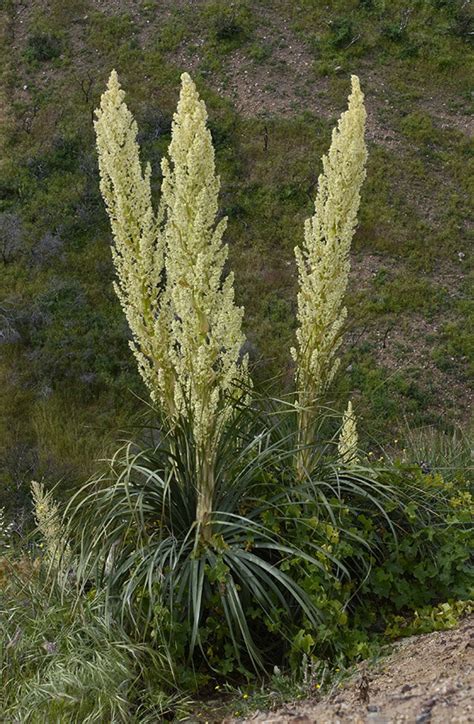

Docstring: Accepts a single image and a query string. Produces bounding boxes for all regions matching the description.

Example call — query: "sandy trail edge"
[228,616,474,723]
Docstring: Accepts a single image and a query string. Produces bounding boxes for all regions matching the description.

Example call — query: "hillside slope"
[0,0,472,510]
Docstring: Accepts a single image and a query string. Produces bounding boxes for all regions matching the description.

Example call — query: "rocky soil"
[233,617,474,724]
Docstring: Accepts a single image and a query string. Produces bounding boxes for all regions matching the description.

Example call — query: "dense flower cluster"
[94,71,175,415]
[161,73,248,451]
[95,72,247,455]
[291,75,367,473]
[338,400,359,466]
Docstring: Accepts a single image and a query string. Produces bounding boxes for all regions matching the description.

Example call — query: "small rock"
[415,713,431,723]
[367,704,379,712]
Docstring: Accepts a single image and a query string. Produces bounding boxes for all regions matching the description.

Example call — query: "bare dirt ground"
[233,617,474,724]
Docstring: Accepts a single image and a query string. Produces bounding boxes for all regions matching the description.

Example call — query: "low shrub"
[202,0,254,50]
[24,33,62,63]
[357,463,473,618]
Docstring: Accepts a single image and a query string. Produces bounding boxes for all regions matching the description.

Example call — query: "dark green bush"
[330,18,354,49]
[203,0,254,49]
[285,459,473,663]
[24,33,62,63]
[362,467,473,608]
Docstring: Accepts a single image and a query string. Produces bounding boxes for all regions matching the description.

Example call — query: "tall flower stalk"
[292,75,367,478]
[161,74,248,535]
[0,507,13,551]
[94,71,176,416]
[95,72,248,540]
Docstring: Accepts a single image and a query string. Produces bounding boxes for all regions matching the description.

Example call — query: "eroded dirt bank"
[233,616,474,723]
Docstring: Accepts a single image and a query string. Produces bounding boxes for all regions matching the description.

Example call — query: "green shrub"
[24,33,62,63]
[284,458,473,663]
[203,0,254,49]
[330,18,354,49]
[382,22,407,43]
[360,467,473,612]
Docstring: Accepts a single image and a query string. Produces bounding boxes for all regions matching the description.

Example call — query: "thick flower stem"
[296,403,313,482]
[196,453,215,543]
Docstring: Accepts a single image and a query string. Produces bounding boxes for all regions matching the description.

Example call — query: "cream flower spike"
[94,70,176,415]
[293,75,367,477]
[338,400,359,466]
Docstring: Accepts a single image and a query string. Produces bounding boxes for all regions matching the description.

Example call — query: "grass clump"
[0,563,183,722]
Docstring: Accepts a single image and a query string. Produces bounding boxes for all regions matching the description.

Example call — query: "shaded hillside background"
[0,0,472,513]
